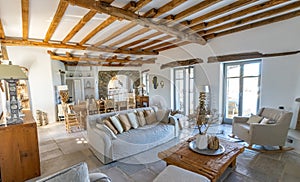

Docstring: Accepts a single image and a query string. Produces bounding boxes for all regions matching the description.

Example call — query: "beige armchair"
[232,107,293,149]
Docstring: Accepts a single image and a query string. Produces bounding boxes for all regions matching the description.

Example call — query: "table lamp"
[138,83,146,96]
[0,61,28,124]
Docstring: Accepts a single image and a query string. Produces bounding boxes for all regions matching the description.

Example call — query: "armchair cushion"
[246,115,263,124]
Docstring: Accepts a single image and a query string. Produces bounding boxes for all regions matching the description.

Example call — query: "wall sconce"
[0,61,28,125]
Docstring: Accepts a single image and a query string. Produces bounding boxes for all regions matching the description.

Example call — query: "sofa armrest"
[249,123,288,145]
[89,173,111,182]
[233,116,249,124]
[169,116,180,137]
[87,121,112,163]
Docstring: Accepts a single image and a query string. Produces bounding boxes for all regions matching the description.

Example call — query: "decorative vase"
[195,134,208,149]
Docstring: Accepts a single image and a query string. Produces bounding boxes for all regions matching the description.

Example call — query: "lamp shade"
[0,64,28,80]
[199,85,209,93]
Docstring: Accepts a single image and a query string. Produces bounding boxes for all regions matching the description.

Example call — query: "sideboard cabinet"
[0,110,40,182]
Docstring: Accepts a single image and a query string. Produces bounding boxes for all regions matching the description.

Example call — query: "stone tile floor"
[38,121,300,182]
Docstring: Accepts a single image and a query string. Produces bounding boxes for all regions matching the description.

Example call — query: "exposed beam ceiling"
[160,58,203,69]
[0,0,299,66]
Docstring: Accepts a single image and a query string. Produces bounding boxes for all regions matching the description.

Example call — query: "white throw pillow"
[127,112,139,129]
[247,115,263,124]
[260,118,270,124]
[96,124,117,139]
[110,115,124,133]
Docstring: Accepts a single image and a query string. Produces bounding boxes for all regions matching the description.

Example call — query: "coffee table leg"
[229,158,236,168]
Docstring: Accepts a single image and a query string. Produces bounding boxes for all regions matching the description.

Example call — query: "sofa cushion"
[136,111,146,126]
[96,124,117,139]
[103,119,118,134]
[156,109,171,123]
[247,115,263,124]
[144,109,157,125]
[118,114,131,131]
[127,112,139,129]
[110,115,124,133]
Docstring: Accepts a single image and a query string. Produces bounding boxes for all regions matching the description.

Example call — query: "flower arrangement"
[196,108,220,135]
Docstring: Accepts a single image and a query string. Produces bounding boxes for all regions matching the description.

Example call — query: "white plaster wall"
[6,46,57,123]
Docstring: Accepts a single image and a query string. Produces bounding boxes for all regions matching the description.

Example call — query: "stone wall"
[98,70,140,99]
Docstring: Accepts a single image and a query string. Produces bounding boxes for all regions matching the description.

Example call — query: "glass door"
[173,66,194,116]
[223,60,261,123]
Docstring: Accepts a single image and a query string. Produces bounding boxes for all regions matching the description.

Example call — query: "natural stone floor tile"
[102,167,134,182]
[117,163,146,176]
[39,141,59,153]
[147,160,166,175]
[57,138,89,154]
[223,172,256,182]
[40,148,63,161]
[129,168,156,182]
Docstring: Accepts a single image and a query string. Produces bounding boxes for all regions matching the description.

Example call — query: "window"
[173,66,194,116]
[223,60,261,123]
[142,72,149,95]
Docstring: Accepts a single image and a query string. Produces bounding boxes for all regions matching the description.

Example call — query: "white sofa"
[87,107,180,164]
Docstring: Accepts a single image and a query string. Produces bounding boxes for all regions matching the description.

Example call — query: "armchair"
[232,107,293,149]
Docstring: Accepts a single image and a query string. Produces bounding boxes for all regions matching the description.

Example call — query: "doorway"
[223,60,261,123]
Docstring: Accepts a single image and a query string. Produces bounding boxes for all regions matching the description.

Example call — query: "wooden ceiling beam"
[207,50,300,63]
[155,41,189,52]
[0,19,5,39]
[129,0,152,12]
[1,45,9,60]
[201,1,300,36]
[21,0,29,40]
[190,0,284,32]
[109,27,149,47]
[204,9,300,40]
[1,38,158,55]
[120,31,162,49]
[151,0,187,18]
[181,0,257,28]
[132,35,173,50]
[94,22,137,46]
[62,10,97,44]
[65,0,206,45]
[79,16,117,45]
[44,0,69,42]
[48,50,156,64]
[66,62,142,67]
[144,38,181,51]
[160,58,203,69]
[173,0,220,21]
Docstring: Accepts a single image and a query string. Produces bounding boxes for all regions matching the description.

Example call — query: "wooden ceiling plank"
[202,1,300,36]
[109,27,149,47]
[1,46,9,60]
[66,0,206,45]
[174,0,220,21]
[21,0,29,40]
[0,19,5,39]
[160,58,203,69]
[152,0,187,18]
[183,0,257,28]
[155,41,189,52]
[204,9,300,40]
[131,35,173,50]
[143,8,157,18]
[2,38,158,55]
[44,0,69,42]
[62,10,97,44]
[79,16,117,45]
[120,31,161,49]
[94,22,137,46]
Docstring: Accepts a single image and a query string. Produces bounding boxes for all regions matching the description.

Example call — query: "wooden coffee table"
[158,137,244,182]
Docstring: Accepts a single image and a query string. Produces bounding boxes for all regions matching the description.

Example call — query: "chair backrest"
[259,107,293,126]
